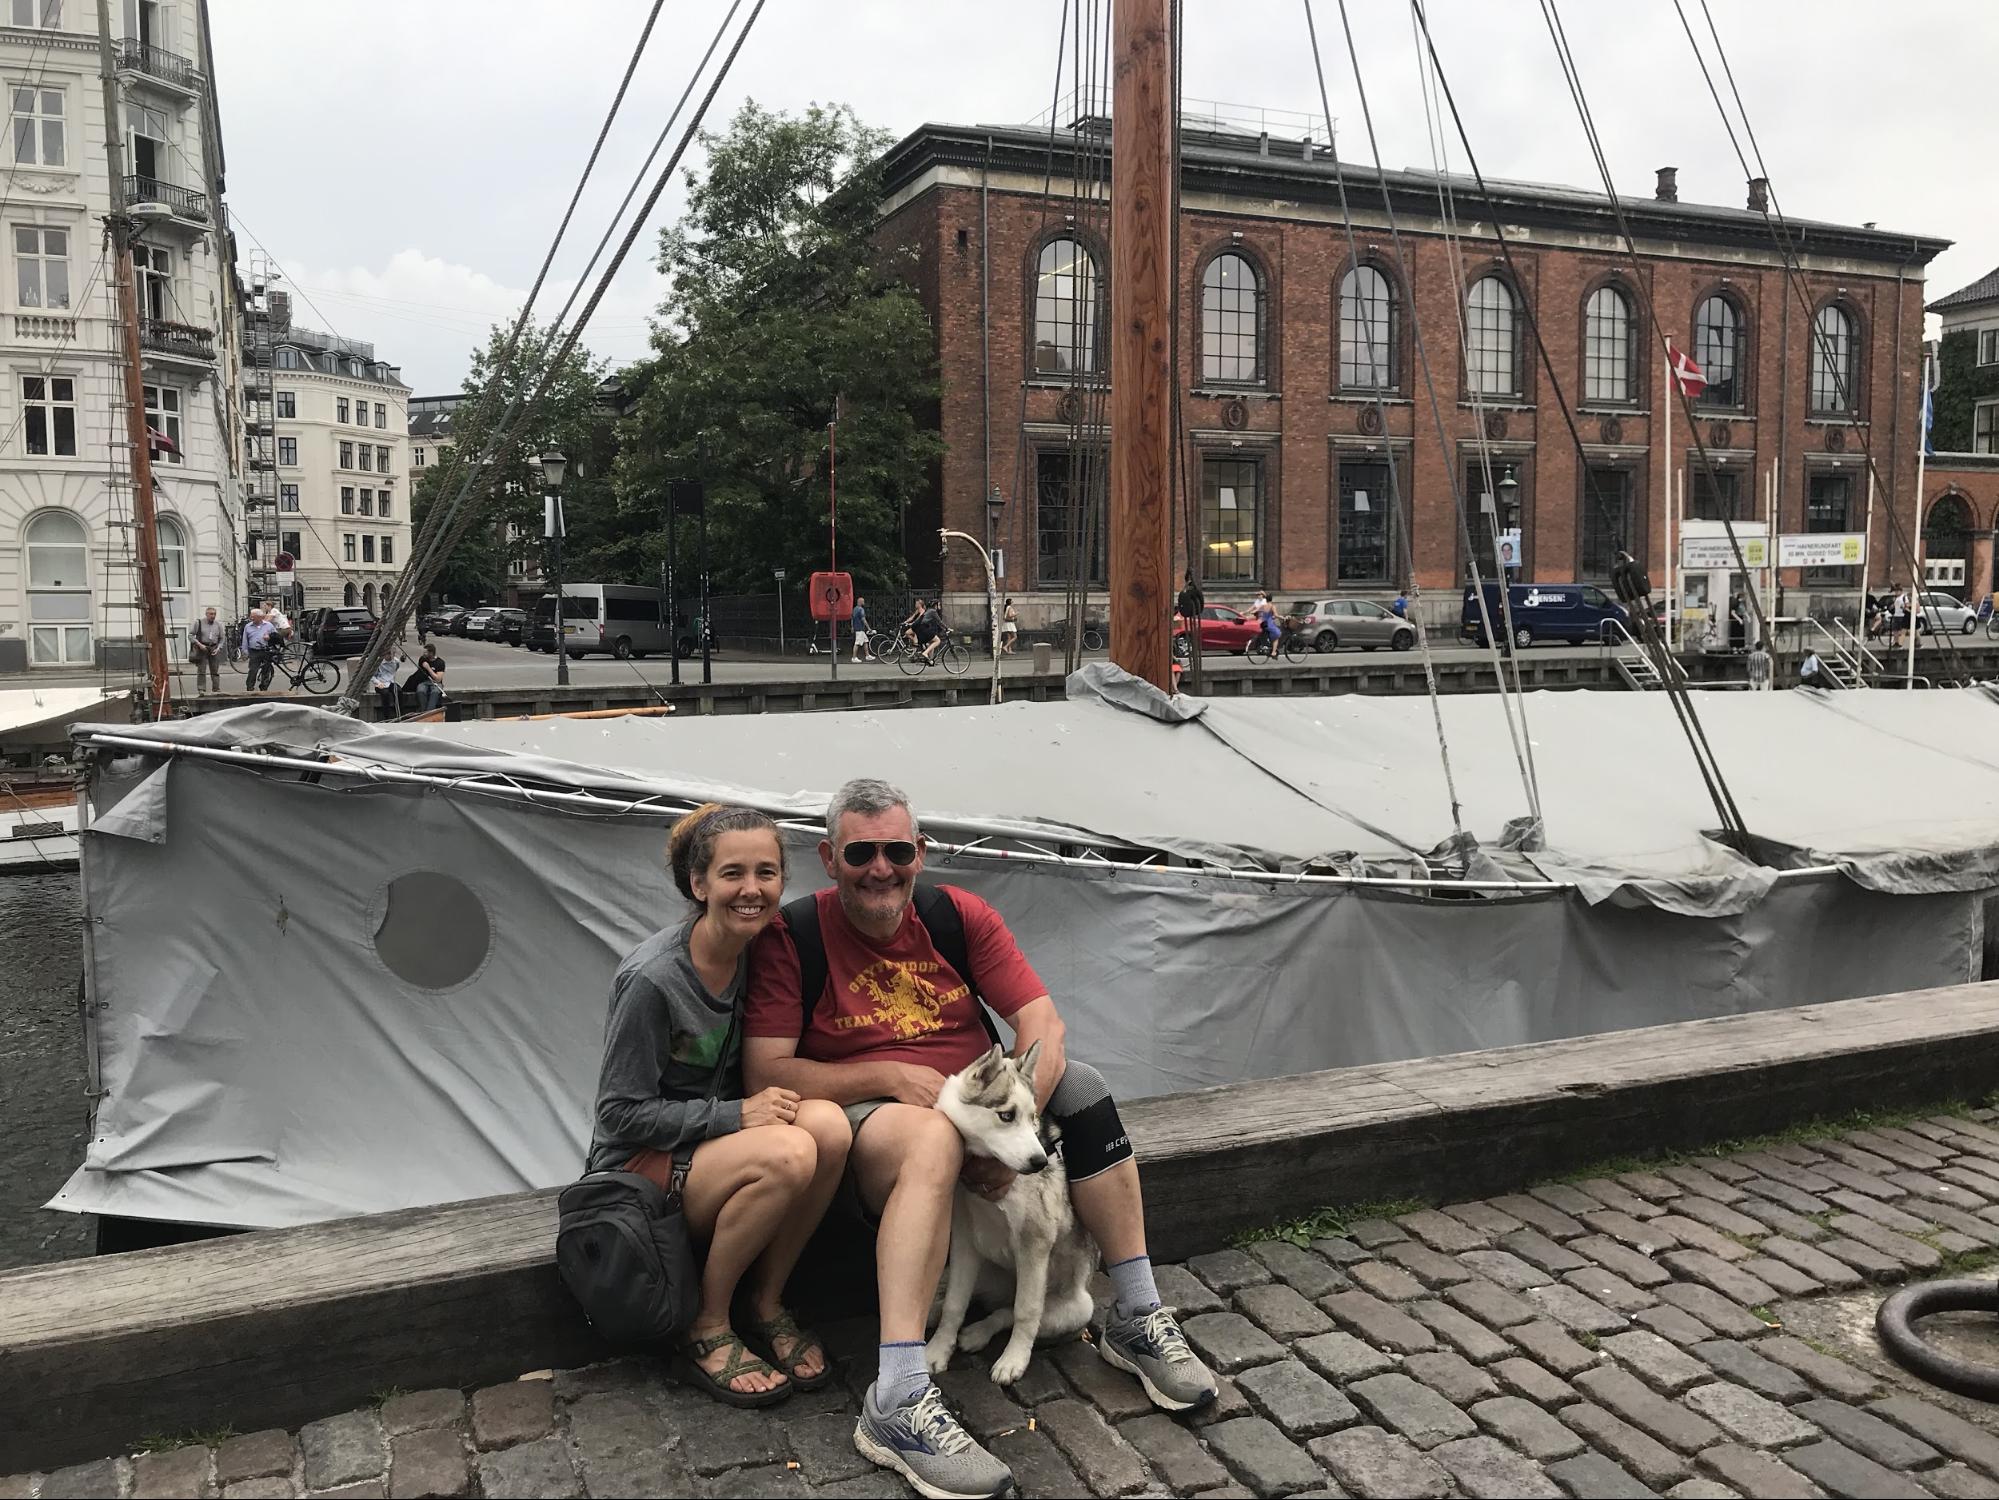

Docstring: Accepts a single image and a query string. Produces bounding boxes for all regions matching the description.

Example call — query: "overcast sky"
[208,0,1994,396]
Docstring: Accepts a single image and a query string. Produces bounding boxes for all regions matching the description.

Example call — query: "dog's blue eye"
[997,1109,1016,1123]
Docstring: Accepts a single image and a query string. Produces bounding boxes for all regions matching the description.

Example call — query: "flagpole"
[1663,343,1675,650]
[1907,351,1932,688]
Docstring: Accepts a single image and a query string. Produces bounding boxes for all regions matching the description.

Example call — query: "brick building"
[1921,268,1999,600]
[875,119,1947,629]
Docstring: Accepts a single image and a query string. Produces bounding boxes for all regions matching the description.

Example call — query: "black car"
[420,605,466,635]
[496,608,529,646]
[448,608,483,637]
[302,607,377,658]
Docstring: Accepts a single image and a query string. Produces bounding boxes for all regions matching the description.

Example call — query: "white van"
[532,584,670,659]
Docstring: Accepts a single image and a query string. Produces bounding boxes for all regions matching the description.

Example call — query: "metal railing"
[138,317,215,362]
[1599,618,1664,691]
[1827,618,1884,685]
[123,176,211,223]
[119,38,200,90]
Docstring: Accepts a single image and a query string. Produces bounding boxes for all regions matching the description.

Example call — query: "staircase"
[1603,619,1665,691]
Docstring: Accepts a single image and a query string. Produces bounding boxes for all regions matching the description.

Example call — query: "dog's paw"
[989,1341,1033,1386]
[957,1318,1000,1353]
[923,1334,957,1375]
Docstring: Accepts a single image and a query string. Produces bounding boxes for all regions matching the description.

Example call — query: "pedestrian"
[371,642,404,719]
[1000,598,1019,655]
[405,644,445,711]
[1799,650,1829,690]
[263,597,292,643]
[242,608,277,692]
[850,596,871,663]
[1890,583,1910,650]
[401,643,436,707]
[1390,590,1408,619]
[1175,572,1204,657]
[190,606,224,694]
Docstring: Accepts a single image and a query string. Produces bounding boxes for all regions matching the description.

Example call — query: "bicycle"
[897,631,968,676]
[252,642,339,694]
[1050,618,1107,653]
[1245,625,1309,664]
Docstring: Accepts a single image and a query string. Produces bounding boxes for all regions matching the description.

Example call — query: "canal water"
[0,871,92,1269]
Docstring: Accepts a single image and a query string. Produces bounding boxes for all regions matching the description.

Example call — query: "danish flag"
[1667,340,1707,399]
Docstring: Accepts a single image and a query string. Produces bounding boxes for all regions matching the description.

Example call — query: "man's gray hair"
[826,777,919,840]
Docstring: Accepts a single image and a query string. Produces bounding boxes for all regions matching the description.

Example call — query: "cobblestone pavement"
[18,1111,1999,1498]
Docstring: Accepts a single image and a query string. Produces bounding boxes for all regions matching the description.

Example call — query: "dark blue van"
[1460,582,1630,648]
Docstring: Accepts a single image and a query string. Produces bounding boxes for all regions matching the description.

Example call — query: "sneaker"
[1097,1304,1218,1412]
[852,1382,1012,1500]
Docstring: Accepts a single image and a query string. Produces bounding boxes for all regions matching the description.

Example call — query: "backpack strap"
[780,893,829,1044]
[915,883,1002,1045]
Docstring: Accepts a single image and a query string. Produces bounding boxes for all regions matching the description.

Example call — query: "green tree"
[410,318,615,603]
[618,101,941,596]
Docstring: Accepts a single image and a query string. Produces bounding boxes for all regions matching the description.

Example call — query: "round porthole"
[373,871,491,990]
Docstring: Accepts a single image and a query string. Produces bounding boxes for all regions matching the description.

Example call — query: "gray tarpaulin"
[52,681,1999,1229]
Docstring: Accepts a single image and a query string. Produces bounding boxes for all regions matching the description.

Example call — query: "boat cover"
[52,671,1999,1228]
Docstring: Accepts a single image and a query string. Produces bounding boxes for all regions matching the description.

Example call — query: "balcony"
[140,317,216,365]
[124,176,211,227]
[118,39,201,94]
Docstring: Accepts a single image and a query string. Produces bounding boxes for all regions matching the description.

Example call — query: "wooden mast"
[1109,0,1174,690]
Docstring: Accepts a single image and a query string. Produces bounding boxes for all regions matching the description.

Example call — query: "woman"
[1000,598,1019,654]
[589,804,850,1406]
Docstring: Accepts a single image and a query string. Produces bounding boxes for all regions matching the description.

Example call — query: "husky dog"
[926,1041,1098,1385]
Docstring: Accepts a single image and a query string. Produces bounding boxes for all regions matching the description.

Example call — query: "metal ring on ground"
[1877,1278,1999,1400]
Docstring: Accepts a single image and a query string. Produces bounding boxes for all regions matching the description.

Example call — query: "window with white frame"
[11,86,63,167]
[342,533,356,562]
[275,347,298,369]
[278,436,297,465]
[276,390,295,418]
[375,445,389,471]
[280,483,299,512]
[143,384,180,463]
[361,535,375,563]
[1980,329,1999,367]
[155,515,187,596]
[124,102,165,180]
[12,1,62,29]
[1975,401,1999,455]
[374,402,386,428]
[412,446,425,467]
[1467,276,1521,398]
[21,374,74,455]
[357,445,371,472]
[281,529,300,558]
[340,486,354,513]
[381,535,393,565]
[13,225,66,308]
[359,488,373,516]
[338,440,353,468]
[25,508,90,665]
[1809,303,1857,414]
[336,397,349,423]
[1200,252,1262,384]
[133,245,169,321]
[378,491,391,519]
[1583,285,1635,404]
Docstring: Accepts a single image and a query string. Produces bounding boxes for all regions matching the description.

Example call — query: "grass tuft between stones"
[136,1426,235,1454]
[1237,1197,1429,1248]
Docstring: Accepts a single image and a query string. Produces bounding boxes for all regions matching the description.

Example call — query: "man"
[241,608,277,692]
[851,596,872,664]
[1175,573,1203,633]
[745,779,1216,1499]
[190,606,224,694]
[410,648,446,711]
[263,597,292,642]
[1391,590,1408,619]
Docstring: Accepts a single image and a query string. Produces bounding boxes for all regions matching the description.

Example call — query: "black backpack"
[781,883,1001,1044]
[555,1013,736,1344]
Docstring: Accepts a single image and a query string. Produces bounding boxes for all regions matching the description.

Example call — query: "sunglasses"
[839,839,921,869]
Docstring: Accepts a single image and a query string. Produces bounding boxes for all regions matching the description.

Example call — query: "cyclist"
[914,599,946,665]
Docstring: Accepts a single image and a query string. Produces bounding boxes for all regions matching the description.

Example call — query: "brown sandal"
[675,1329,792,1408]
[744,1309,835,1391]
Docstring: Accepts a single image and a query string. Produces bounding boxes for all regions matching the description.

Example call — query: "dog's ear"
[1016,1038,1043,1089]
[970,1044,1006,1083]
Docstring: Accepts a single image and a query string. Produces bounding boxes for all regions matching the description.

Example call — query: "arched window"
[1201,251,1262,384]
[1693,294,1746,409]
[155,515,189,630]
[1925,494,1972,589]
[24,510,91,665]
[1032,238,1100,376]
[344,582,358,607]
[1583,285,1634,404]
[1338,264,1396,392]
[1810,304,1857,415]
[1466,276,1520,398]
[363,582,377,614]
[275,346,299,369]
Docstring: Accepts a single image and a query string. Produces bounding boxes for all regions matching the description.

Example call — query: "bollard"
[1033,641,1053,674]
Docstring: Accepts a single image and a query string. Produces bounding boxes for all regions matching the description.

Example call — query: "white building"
[268,324,410,613]
[0,0,243,672]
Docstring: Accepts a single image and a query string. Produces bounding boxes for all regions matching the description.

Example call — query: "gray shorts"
[843,1098,895,1136]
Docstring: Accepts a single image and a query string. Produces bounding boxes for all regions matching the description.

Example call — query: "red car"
[1172,604,1264,658]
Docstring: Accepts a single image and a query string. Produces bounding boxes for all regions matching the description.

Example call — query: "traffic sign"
[809,571,854,621]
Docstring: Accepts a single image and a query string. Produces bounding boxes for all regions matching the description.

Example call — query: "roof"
[1930,265,1999,313]
[879,122,1951,268]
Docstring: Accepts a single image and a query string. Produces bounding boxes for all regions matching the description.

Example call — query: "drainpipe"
[1888,238,1916,608]
[981,136,993,600]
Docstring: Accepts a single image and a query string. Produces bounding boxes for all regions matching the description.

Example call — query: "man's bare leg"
[851,1104,963,1344]
[1070,1158,1147,1267]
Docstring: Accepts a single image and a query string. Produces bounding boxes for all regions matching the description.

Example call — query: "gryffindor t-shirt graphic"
[745,885,1047,1073]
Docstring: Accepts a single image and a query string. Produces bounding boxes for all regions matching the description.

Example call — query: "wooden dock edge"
[8,982,1999,1470]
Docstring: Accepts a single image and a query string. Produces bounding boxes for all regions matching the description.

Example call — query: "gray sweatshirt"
[586,914,744,1173]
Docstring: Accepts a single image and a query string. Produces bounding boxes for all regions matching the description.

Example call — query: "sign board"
[274,551,295,572]
[1776,532,1865,569]
[274,570,295,591]
[1496,529,1522,569]
[773,568,787,582]
[543,496,565,539]
[809,570,854,622]
[1680,535,1769,570]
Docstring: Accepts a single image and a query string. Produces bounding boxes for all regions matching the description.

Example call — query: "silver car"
[1915,590,1979,635]
[1288,598,1418,652]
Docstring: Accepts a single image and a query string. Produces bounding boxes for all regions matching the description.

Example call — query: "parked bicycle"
[1050,617,1107,653]
[897,631,968,676]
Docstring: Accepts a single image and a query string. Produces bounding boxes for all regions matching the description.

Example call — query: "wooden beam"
[10,981,1999,1470]
[1109,0,1174,691]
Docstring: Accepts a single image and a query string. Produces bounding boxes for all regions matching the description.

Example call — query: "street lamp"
[940,527,1003,706]
[541,449,568,687]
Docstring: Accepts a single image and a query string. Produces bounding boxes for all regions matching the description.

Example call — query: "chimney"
[269,289,292,330]
[1655,167,1679,203]
[1746,177,1770,213]
[1257,130,1269,157]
